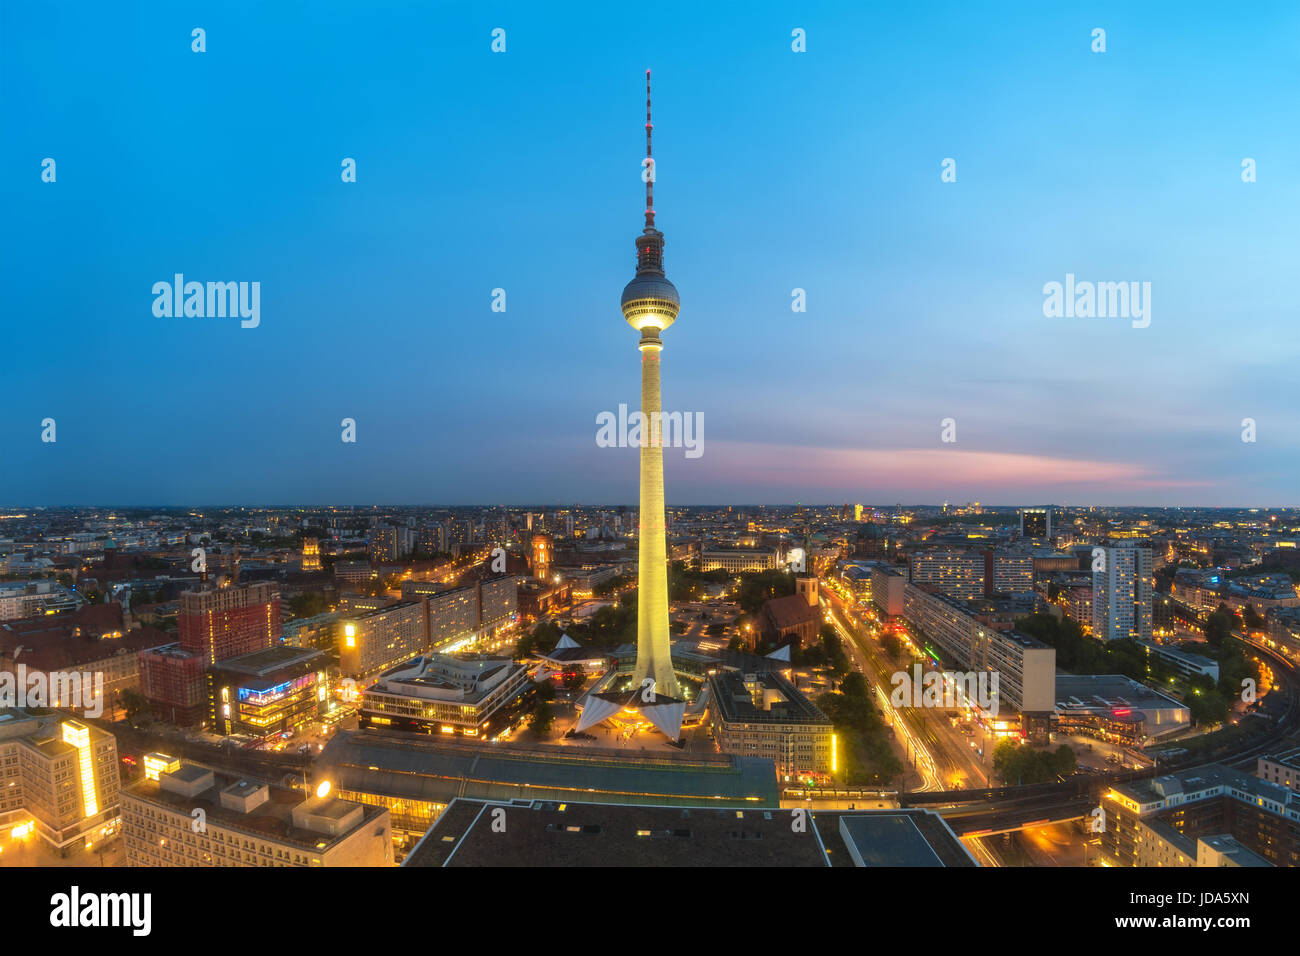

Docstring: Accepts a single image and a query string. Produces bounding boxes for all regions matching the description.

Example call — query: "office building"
[0,711,121,855]
[1020,507,1052,540]
[708,671,835,780]
[178,582,281,665]
[338,601,426,681]
[209,644,330,738]
[871,565,906,617]
[700,548,779,573]
[1102,764,1300,867]
[138,644,207,726]
[121,761,392,867]
[900,583,1056,716]
[1053,674,1190,745]
[358,653,531,738]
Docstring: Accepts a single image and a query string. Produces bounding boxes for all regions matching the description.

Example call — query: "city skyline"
[4,2,1299,507]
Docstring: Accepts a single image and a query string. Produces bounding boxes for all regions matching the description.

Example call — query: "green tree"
[120,688,149,728]
[737,569,795,614]
[530,701,554,737]
[1204,604,1236,646]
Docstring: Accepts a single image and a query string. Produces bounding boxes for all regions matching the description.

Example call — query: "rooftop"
[404,798,828,867]
[1055,674,1189,713]
[125,764,384,852]
[316,729,779,809]
[708,670,830,726]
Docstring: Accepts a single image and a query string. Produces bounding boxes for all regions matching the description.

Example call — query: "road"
[822,583,992,791]
[818,590,941,791]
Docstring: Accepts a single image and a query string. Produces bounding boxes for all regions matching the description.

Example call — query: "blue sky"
[2,1,1297,506]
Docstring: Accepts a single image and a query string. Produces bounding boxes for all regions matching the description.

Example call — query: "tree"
[288,593,330,619]
[1052,745,1077,777]
[821,630,849,675]
[120,688,148,728]
[737,569,795,614]
[530,701,554,737]
[839,671,869,700]
[1204,604,1235,647]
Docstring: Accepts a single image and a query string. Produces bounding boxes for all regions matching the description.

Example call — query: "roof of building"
[814,810,976,867]
[1113,763,1300,819]
[1055,674,1189,713]
[762,594,819,631]
[708,671,830,726]
[1198,834,1272,867]
[0,617,171,671]
[212,643,325,677]
[315,729,779,809]
[403,798,828,867]
[124,764,384,852]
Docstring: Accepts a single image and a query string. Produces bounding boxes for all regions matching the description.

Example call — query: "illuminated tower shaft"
[622,70,680,699]
[633,329,678,697]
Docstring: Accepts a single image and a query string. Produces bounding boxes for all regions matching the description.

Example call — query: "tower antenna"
[645,69,655,229]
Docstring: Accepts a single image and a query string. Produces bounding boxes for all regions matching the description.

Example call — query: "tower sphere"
[621,269,679,331]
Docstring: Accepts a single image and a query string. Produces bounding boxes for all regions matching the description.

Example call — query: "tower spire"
[645,69,655,229]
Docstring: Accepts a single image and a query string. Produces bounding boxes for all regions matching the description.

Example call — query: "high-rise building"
[178,582,280,666]
[622,71,679,701]
[369,525,412,563]
[910,550,986,599]
[138,644,207,725]
[477,575,518,632]
[1091,546,1154,642]
[1020,507,1052,540]
[339,601,427,681]
[417,523,446,555]
[853,503,863,522]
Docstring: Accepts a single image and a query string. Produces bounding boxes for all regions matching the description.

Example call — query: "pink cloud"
[670,442,1216,497]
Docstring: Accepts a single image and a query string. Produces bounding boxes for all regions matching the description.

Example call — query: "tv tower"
[622,70,680,699]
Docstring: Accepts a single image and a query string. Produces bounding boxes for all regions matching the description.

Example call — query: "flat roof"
[215,644,325,676]
[815,810,977,867]
[316,729,780,808]
[708,671,830,726]
[839,815,944,867]
[126,767,383,852]
[1055,674,1188,711]
[404,799,829,867]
